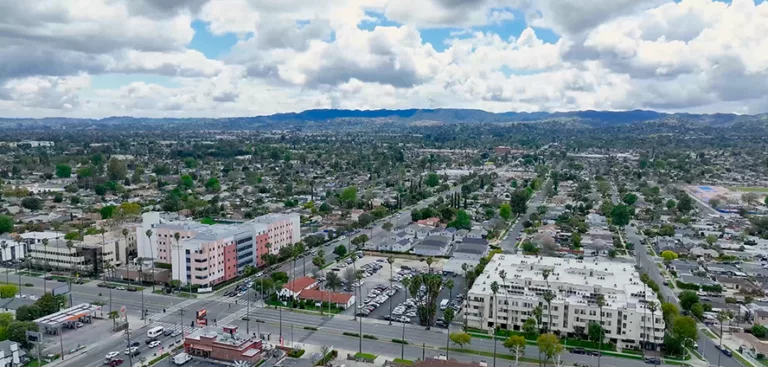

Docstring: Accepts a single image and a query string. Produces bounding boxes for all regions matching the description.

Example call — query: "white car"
[106,352,120,359]
[124,347,138,355]
[116,287,127,291]
[149,341,161,348]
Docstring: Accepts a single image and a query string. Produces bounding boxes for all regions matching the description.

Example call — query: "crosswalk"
[144,298,199,323]
[151,320,197,335]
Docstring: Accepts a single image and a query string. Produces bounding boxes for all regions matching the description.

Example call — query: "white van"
[440,299,449,310]
[147,326,164,338]
[173,352,192,365]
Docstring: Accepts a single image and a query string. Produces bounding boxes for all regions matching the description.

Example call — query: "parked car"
[722,348,732,357]
[106,351,120,359]
[109,359,124,367]
[149,340,161,348]
[570,348,586,355]
[587,351,601,357]
[643,357,661,365]
[124,347,138,355]
[145,338,157,345]
[164,329,174,336]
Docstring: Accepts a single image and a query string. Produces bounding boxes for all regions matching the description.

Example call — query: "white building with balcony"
[465,254,665,350]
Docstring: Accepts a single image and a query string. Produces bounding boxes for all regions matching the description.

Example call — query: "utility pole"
[125,317,134,367]
[59,326,64,360]
[246,287,250,335]
[179,308,184,335]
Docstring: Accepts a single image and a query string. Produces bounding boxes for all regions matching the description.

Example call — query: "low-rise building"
[279,277,319,298]
[0,340,26,367]
[0,237,25,263]
[184,325,263,364]
[413,236,451,257]
[296,289,355,309]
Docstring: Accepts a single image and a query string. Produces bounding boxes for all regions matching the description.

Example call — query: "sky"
[1,0,767,118]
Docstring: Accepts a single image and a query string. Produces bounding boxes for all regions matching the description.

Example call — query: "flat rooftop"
[34,303,98,328]
[470,254,655,312]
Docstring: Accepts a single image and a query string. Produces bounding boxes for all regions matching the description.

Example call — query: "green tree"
[622,193,638,205]
[449,332,471,349]
[509,190,528,216]
[0,284,18,298]
[180,175,194,189]
[705,234,718,246]
[679,291,699,311]
[537,333,563,367]
[448,210,472,230]
[55,164,72,178]
[661,250,678,263]
[21,197,43,211]
[107,158,127,181]
[523,317,539,339]
[205,177,221,192]
[666,199,677,210]
[100,205,116,220]
[752,324,767,338]
[36,293,61,315]
[504,335,527,367]
[587,321,604,342]
[382,222,394,232]
[7,321,39,349]
[690,303,704,319]
[426,173,440,187]
[671,316,698,350]
[610,204,631,227]
[14,305,42,321]
[499,203,512,221]
[77,165,94,178]
[0,215,13,234]
[661,302,679,326]
[677,194,694,213]
[340,186,358,206]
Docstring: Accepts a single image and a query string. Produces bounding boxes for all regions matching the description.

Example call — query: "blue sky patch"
[188,20,239,59]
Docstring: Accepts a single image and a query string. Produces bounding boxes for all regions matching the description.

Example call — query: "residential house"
[296,289,355,309]
[0,341,26,367]
[279,276,318,298]
[466,229,486,239]
[690,247,719,258]
[413,235,451,257]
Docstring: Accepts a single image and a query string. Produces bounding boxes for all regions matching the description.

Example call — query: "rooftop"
[469,254,656,312]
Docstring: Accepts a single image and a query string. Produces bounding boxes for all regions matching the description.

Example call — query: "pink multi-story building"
[137,212,301,286]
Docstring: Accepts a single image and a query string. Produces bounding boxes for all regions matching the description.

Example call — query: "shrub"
[25,283,34,287]
[752,324,768,338]
[288,349,306,358]
[304,326,319,331]
[343,332,360,337]
[363,334,378,340]
[315,350,338,366]
[392,338,409,344]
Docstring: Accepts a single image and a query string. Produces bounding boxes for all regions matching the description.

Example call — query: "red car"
[109,358,124,367]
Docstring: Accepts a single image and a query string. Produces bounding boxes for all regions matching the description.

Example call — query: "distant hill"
[0,109,766,130]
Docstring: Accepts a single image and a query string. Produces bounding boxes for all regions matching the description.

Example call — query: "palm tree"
[290,244,299,304]
[647,301,658,351]
[462,263,474,329]
[542,268,551,287]
[499,270,509,330]
[356,269,364,354]
[108,310,120,330]
[136,256,145,320]
[42,238,49,293]
[105,261,114,312]
[145,229,156,292]
[295,242,307,277]
[446,278,455,300]
[491,281,500,367]
[400,276,411,359]
[387,256,395,325]
[444,307,455,358]
[1,241,8,284]
[426,256,434,272]
[533,305,543,331]
[174,232,181,287]
[717,310,731,367]
[543,291,555,333]
[121,228,130,272]
[596,293,605,367]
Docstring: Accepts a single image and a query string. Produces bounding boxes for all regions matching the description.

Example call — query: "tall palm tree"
[121,228,130,271]
[543,291,555,333]
[387,256,395,325]
[174,232,181,287]
[42,238,49,293]
[295,242,306,277]
[145,229,155,292]
[491,281,500,367]
[1,241,8,284]
[400,276,412,359]
[596,293,605,367]
[66,240,75,307]
[717,310,732,367]
[647,301,658,351]
[356,269,364,354]
[542,268,551,287]
[444,307,455,359]
[108,310,120,330]
[137,256,145,320]
[499,270,508,330]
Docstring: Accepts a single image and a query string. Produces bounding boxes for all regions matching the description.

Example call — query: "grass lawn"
[18,270,45,277]
[756,358,768,367]
[393,359,413,365]
[444,348,539,364]
[729,187,768,193]
[354,352,377,361]
[23,361,48,367]
[265,299,344,314]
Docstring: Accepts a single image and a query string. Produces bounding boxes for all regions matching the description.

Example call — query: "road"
[499,167,559,253]
[626,223,742,367]
[57,292,680,367]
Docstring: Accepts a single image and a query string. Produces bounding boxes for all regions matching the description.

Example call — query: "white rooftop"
[470,254,655,312]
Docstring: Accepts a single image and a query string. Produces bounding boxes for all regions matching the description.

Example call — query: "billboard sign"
[52,285,70,296]
[26,331,42,343]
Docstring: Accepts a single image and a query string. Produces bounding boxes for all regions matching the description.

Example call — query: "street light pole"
[246,287,251,335]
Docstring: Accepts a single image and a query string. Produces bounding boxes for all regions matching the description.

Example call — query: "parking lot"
[331,255,466,327]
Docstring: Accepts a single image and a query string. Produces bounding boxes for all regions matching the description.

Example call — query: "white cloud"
[1,0,768,117]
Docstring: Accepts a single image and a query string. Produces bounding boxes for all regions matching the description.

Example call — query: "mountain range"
[1,109,767,131]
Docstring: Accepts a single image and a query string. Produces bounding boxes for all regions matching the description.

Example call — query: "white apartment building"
[466,254,664,350]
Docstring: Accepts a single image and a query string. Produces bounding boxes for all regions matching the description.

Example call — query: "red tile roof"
[297,289,353,304]
[282,277,317,293]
